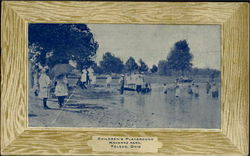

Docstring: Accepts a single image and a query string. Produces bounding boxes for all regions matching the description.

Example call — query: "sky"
[88,24,220,70]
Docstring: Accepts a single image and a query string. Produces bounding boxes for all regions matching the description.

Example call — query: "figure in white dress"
[38,68,51,109]
[106,75,112,88]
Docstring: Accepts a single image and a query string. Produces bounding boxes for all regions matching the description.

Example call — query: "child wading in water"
[175,85,180,98]
[163,84,168,94]
[194,85,199,98]
[55,74,68,108]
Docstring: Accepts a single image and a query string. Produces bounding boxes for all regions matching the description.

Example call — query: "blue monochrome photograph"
[28,24,221,128]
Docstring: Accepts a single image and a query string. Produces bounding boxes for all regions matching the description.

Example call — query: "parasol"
[50,64,74,78]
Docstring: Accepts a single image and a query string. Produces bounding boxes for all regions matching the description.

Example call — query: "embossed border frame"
[1,1,249,155]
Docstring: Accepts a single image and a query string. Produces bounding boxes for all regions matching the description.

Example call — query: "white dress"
[80,72,87,82]
[39,74,51,98]
[90,73,96,84]
[106,76,112,84]
[55,78,68,97]
[175,87,181,97]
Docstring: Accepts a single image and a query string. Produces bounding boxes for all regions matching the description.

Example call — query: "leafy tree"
[138,59,149,73]
[158,60,167,75]
[150,65,158,73]
[167,40,193,75]
[91,62,103,74]
[157,60,172,76]
[99,52,124,74]
[28,24,99,69]
[124,57,138,73]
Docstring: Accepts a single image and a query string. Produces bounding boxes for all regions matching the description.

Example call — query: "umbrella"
[50,64,74,78]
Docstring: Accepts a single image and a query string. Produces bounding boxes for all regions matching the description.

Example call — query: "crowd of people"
[33,65,219,110]
[163,78,219,99]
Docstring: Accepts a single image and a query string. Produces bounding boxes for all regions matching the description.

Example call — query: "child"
[55,74,68,108]
[106,75,112,88]
[206,81,211,94]
[119,75,125,95]
[187,85,193,95]
[194,85,199,98]
[211,83,219,98]
[175,85,180,98]
[38,68,51,109]
[163,84,168,94]
[80,70,87,89]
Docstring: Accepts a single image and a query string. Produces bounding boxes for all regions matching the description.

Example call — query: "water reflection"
[115,83,220,128]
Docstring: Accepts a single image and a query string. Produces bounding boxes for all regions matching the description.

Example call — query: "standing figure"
[33,72,39,96]
[55,74,68,108]
[38,68,51,109]
[119,75,125,95]
[136,74,144,93]
[206,81,211,94]
[106,75,112,88]
[87,67,94,84]
[80,69,87,89]
[187,85,193,95]
[194,85,199,98]
[163,84,168,94]
[90,73,96,87]
[175,85,180,98]
[211,83,219,98]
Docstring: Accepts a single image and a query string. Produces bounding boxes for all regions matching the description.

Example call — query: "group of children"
[78,67,96,89]
[35,68,69,109]
[163,80,219,98]
[104,73,151,95]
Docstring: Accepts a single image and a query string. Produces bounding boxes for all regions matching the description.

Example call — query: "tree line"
[29,24,220,77]
[92,52,157,74]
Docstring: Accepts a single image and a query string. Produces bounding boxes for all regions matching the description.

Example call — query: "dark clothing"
[57,96,66,107]
[194,93,199,98]
[77,79,87,89]
[43,98,49,109]
[206,83,211,94]
[212,91,219,98]
[136,85,142,93]
[120,86,124,95]
[119,78,125,95]
[80,82,87,89]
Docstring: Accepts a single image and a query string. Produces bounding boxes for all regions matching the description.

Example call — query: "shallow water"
[29,82,220,128]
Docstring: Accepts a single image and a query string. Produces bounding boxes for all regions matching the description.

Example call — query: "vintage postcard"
[28,24,220,129]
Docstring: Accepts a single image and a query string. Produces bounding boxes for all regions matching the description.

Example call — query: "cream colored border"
[1,2,249,155]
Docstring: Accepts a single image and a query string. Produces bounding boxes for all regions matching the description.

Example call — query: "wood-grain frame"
[1,1,249,155]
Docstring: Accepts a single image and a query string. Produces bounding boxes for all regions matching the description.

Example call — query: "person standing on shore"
[38,68,51,109]
[55,74,68,108]
[106,75,112,88]
[80,69,87,89]
[119,75,125,95]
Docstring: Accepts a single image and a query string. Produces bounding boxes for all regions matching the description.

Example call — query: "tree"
[158,60,167,75]
[138,59,149,73]
[28,24,99,69]
[167,40,193,75]
[150,65,158,73]
[124,57,138,73]
[99,52,124,74]
[157,60,172,76]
